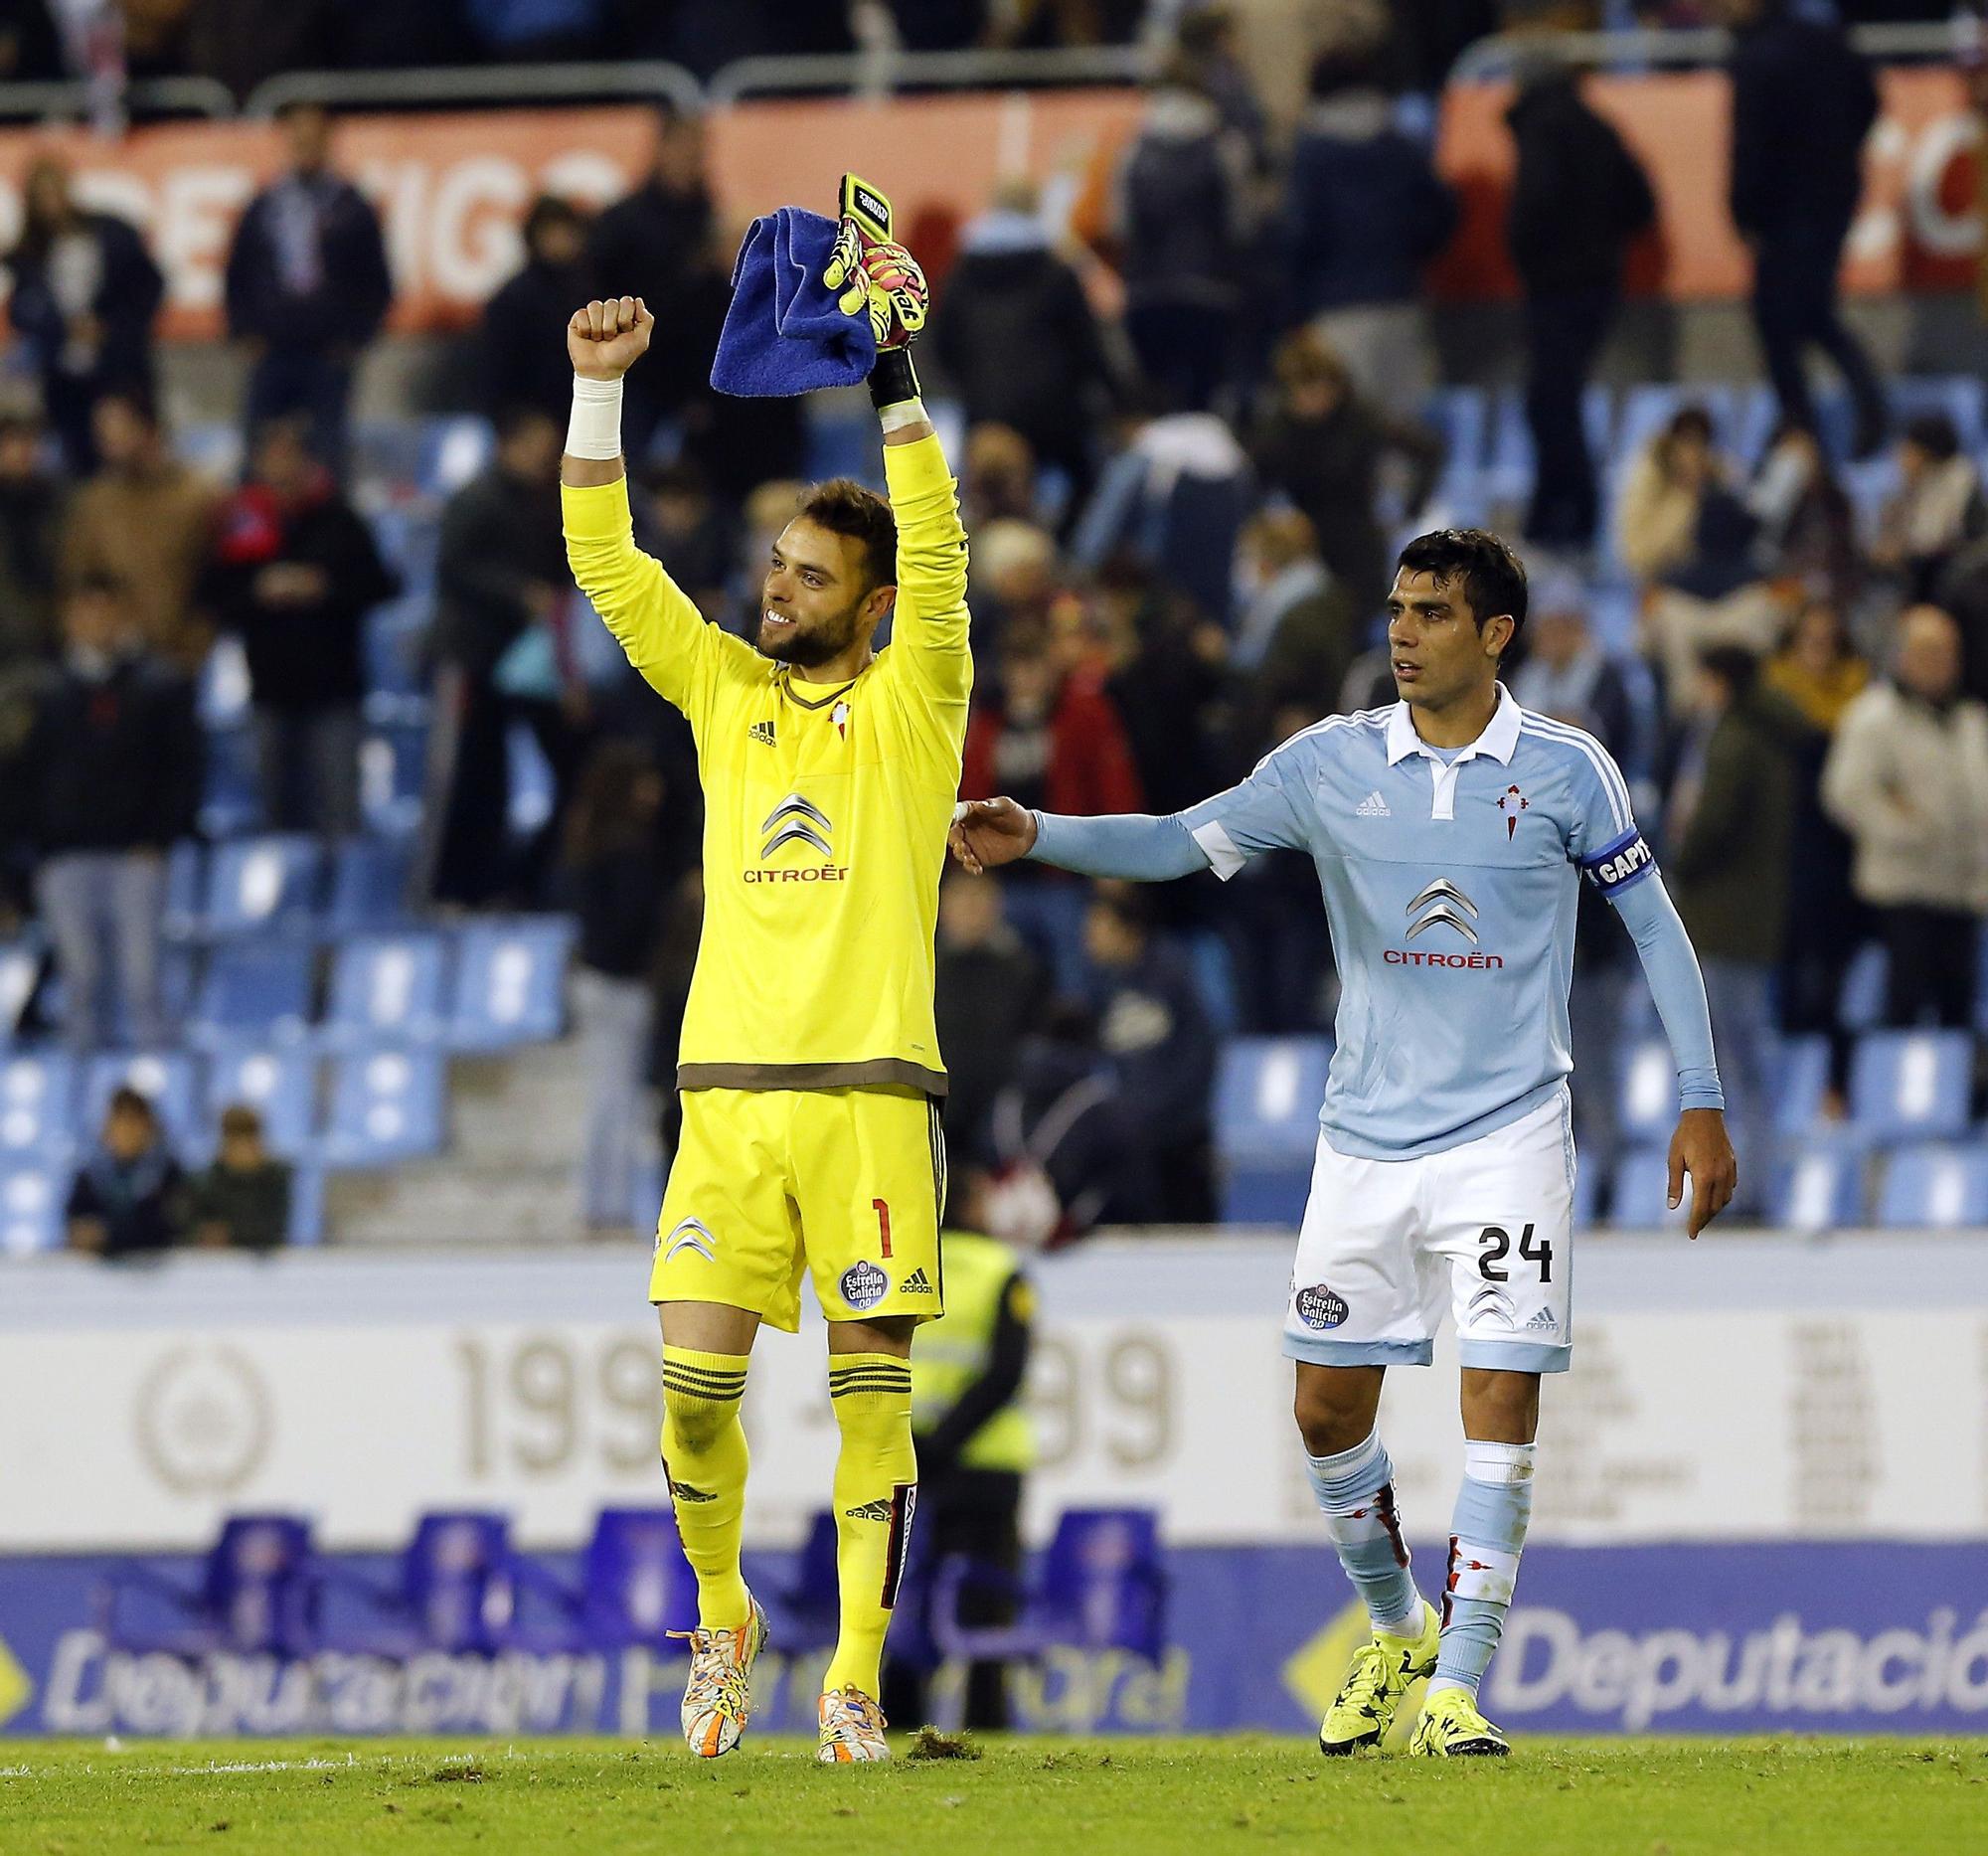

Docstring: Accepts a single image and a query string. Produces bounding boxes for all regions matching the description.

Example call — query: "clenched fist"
[569,297,654,380]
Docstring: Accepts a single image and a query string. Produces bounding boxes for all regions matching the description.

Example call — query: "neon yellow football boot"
[1318,1600,1441,1755]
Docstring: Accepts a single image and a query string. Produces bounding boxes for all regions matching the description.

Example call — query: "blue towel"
[711,207,877,398]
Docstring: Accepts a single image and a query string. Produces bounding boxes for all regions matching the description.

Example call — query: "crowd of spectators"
[0,0,1984,1249]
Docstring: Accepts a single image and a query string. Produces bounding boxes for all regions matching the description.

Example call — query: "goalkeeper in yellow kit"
[561,206,965,1765]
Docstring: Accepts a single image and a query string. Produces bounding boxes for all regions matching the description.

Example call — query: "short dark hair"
[795,478,897,595]
[1699,643,1760,696]
[1394,529,1529,660]
[522,193,582,249]
[1904,412,1961,461]
[107,1087,156,1124]
[219,1102,264,1141]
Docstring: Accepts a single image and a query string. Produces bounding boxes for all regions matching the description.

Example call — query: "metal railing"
[1452,21,1977,81]
[705,44,1152,105]
[245,61,703,120]
[0,75,234,124]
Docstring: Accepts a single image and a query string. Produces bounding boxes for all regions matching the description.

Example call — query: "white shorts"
[1283,1087,1575,1375]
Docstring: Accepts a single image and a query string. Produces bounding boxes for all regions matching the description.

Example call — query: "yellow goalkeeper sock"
[822,1353,917,1700]
[659,1347,752,1631]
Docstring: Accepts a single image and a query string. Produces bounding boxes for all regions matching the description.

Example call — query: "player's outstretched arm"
[1611,873,1738,1237]
[562,296,738,719]
[950,798,1208,882]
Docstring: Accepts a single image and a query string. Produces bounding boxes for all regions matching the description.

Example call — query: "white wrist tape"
[566,374,623,460]
[877,395,926,434]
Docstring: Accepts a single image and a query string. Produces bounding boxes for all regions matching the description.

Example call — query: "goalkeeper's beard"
[755,598,866,670]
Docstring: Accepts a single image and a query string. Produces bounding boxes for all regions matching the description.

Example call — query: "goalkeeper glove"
[822,174,927,409]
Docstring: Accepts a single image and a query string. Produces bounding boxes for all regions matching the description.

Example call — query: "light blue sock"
[1428,1438,1536,1700]
[1304,1429,1421,1633]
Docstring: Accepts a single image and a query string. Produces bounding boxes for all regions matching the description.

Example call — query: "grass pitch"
[2,1737,1979,1854]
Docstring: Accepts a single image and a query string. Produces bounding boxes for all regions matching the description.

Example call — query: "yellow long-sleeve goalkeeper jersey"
[563,432,971,1096]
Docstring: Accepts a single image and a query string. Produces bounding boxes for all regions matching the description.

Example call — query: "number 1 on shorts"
[873,1197,893,1260]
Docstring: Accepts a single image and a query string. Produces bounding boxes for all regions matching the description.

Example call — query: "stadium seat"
[0,1053,75,1163]
[1608,1147,1687,1228]
[1892,375,1985,453]
[287,1164,326,1246]
[1187,931,1240,1035]
[931,1507,1168,1669]
[509,1508,698,1653]
[328,837,417,931]
[1215,1038,1330,1226]
[447,919,573,1051]
[0,1163,64,1254]
[200,727,262,840]
[1002,882,1089,998]
[163,840,206,941]
[1769,1145,1866,1233]
[97,1513,317,1659]
[1848,1030,1973,1143]
[317,1511,514,1657]
[79,1052,202,1151]
[0,939,40,1044]
[1617,1039,1678,1146]
[325,933,448,1048]
[1771,1035,1832,1138]
[205,836,325,937]
[417,417,495,500]
[321,1047,446,1165]
[1876,1144,1988,1229]
[204,1046,318,1158]
[360,724,431,838]
[197,635,252,731]
[188,940,316,1048]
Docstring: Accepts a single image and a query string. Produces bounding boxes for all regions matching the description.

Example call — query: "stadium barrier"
[1,1235,1982,1736]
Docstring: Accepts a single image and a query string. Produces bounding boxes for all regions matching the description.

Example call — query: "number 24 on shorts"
[1478,1223,1553,1283]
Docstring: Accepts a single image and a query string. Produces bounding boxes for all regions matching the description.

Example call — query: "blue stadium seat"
[80,1052,202,1151]
[1876,1144,1988,1229]
[174,422,242,483]
[288,1165,326,1245]
[1617,1039,1678,1146]
[1571,1149,1599,1228]
[200,727,262,840]
[198,635,252,731]
[1839,943,1888,1030]
[360,725,431,838]
[1608,1147,1686,1228]
[363,602,428,705]
[205,836,325,937]
[1186,931,1240,1036]
[1611,384,1741,470]
[189,940,316,1048]
[204,1045,318,1158]
[326,933,448,1048]
[0,939,40,1044]
[0,1053,75,1163]
[1769,1145,1866,1232]
[1848,1030,1973,1143]
[1772,1035,1832,1138]
[328,838,417,931]
[447,919,573,1051]
[417,417,495,499]
[1215,1038,1330,1226]
[164,840,206,941]
[321,1048,446,1166]
[0,1162,64,1254]
[1423,387,1488,487]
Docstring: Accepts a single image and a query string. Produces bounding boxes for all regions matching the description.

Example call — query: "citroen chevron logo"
[662,1218,717,1264]
[1406,878,1480,944]
[760,792,833,861]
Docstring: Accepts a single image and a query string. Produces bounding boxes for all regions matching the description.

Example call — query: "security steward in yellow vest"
[882,1164,1035,1730]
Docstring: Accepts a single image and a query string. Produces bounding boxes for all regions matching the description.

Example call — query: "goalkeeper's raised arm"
[561,294,746,724]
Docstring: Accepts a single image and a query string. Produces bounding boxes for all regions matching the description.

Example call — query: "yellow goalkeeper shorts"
[650,1085,946,1331]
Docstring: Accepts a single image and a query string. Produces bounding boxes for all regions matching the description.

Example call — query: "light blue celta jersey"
[1030,685,1722,1160]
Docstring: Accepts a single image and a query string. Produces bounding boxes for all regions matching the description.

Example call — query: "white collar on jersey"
[1385,681,1522,767]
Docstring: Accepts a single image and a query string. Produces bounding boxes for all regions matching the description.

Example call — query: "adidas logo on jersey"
[748,719,776,747]
[1356,790,1391,817]
[1525,1307,1559,1333]
[844,1498,894,1521]
[902,1267,934,1294]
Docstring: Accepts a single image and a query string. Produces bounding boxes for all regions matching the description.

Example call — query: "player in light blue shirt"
[952,529,1737,1758]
